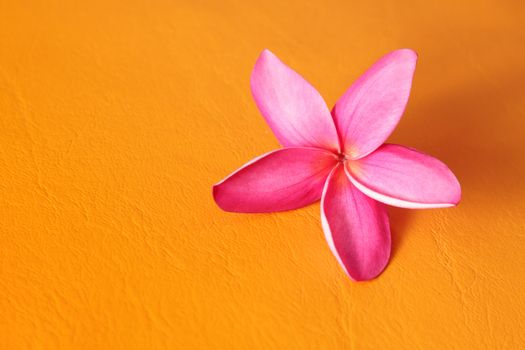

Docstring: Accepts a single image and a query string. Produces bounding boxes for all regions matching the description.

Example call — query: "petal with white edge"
[346,144,461,209]
[321,164,391,281]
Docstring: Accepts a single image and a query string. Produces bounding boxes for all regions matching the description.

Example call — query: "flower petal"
[250,49,340,152]
[321,164,391,281]
[333,49,418,158]
[213,147,338,213]
[346,144,461,209]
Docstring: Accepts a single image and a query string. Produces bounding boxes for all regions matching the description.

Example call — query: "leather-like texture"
[1,0,524,348]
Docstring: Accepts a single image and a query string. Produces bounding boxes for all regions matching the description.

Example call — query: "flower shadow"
[389,207,413,259]
[387,67,525,259]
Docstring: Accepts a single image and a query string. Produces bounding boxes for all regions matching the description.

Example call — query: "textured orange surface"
[1,0,524,348]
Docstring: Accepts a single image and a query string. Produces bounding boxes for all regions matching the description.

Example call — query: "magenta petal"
[250,49,340,152]
[213,147,338,213]
[333,49,417,158]
[321,165,391,281]
[346,144,461,209]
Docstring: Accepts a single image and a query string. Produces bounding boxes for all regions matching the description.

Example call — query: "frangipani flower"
[213,49,461,281]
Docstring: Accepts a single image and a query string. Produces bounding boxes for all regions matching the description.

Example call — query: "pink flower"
[213,49,461,281]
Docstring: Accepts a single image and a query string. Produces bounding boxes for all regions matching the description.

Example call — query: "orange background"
[1,0,524,348]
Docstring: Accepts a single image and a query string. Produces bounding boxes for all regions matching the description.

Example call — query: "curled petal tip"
[395,48,418,60]
[450,178,462,206]
[256,49,280,67]
[260,48,274,57]
[212,183,229,212]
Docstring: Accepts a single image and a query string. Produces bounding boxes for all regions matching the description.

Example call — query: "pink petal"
[213,147,338,213]
[250,49,340,152]
[333,49,418,159]
[321,164,391,281]
[346,144,461,209]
